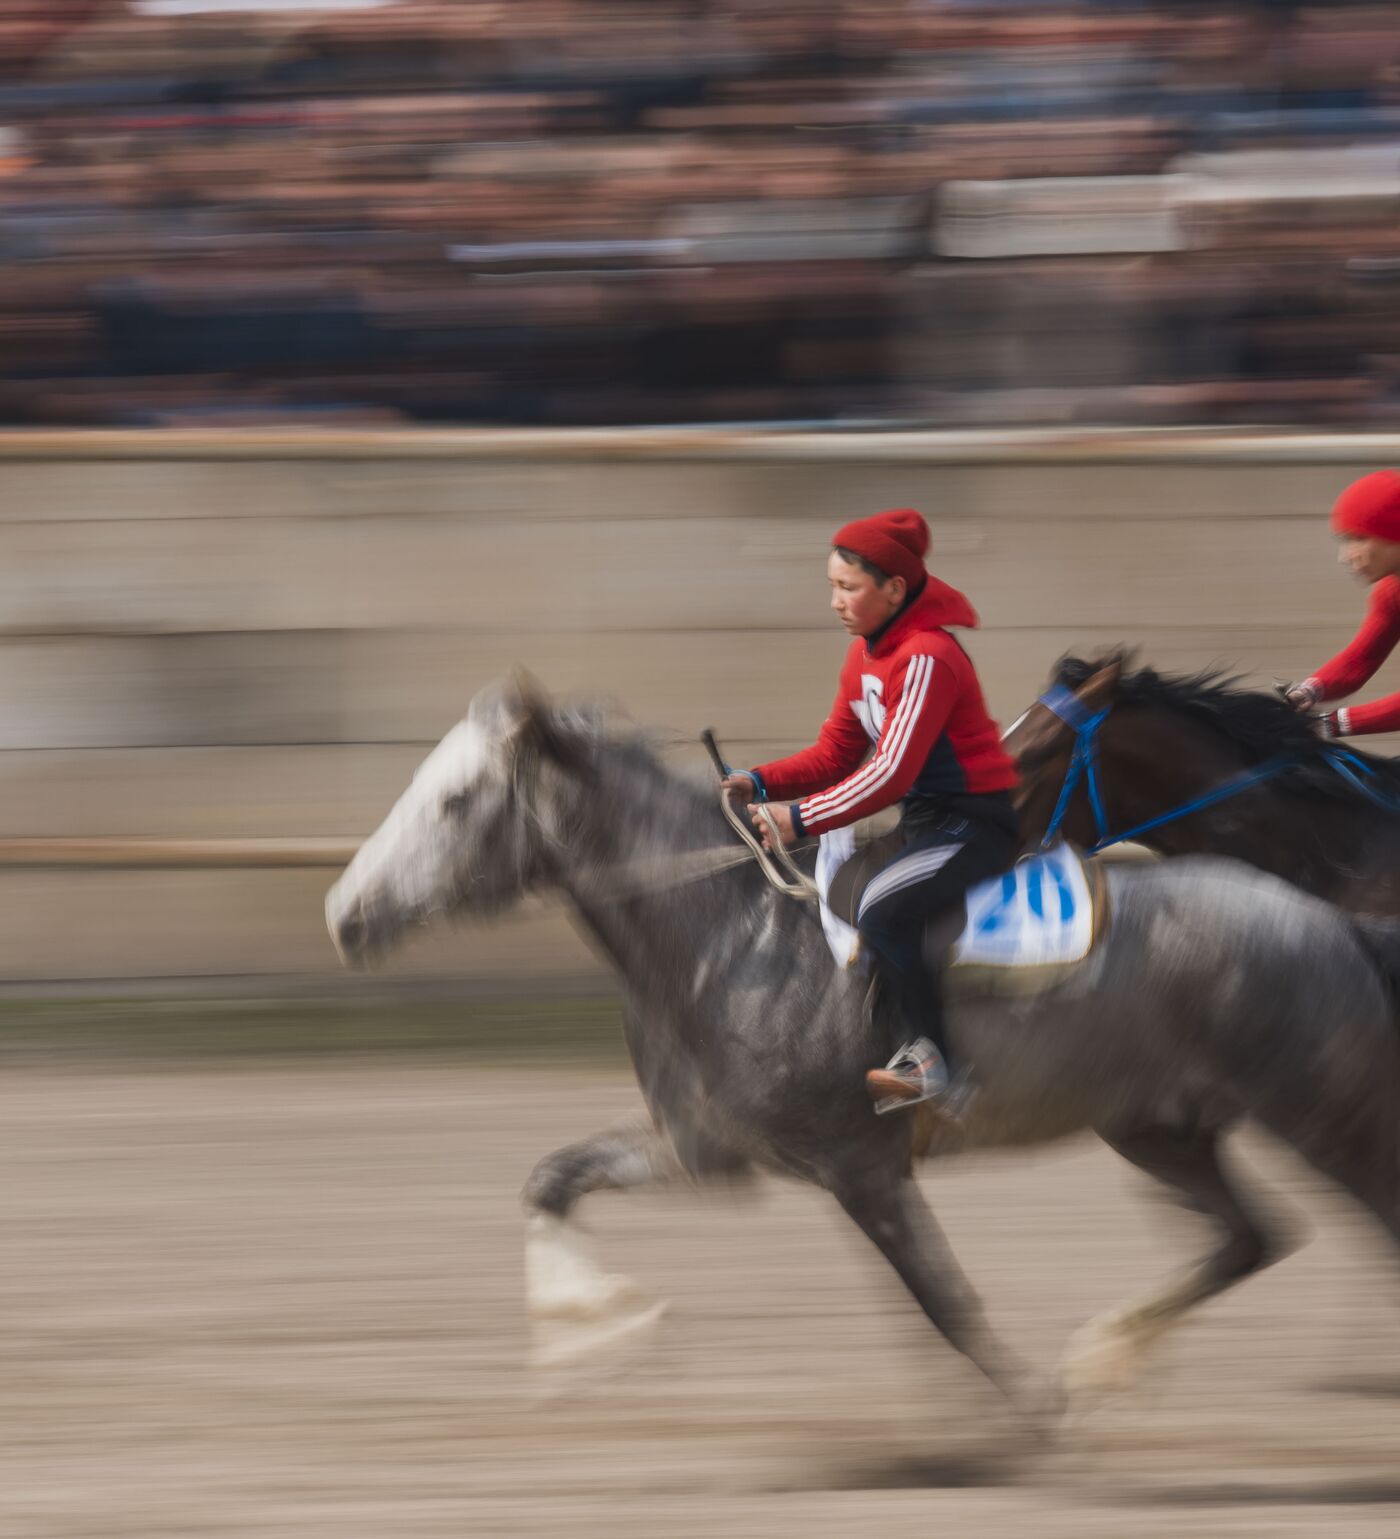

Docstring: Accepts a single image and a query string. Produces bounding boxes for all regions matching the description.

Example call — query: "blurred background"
[2,434,1396,998]
[0,0,1394,998]
[0,0,1396,429]
[7,7,1400,1537]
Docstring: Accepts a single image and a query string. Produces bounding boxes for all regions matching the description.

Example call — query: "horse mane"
[534,699,730,822]
[543,702,693,779]
[536,698,823,907]
[1053,653,1400,808]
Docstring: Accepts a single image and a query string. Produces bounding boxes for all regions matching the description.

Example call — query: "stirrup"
[874,1075,977,1124]
[890,1037,945,1080]
[866,1037,952,1116]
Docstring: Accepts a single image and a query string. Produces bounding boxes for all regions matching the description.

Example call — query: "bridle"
[1032,683,1400,851]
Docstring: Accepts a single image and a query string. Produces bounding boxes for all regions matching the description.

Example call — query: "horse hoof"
[524,1212,668,1371]
[1008,1372,1068,1442]
[525,1211,646,1318]
[529,1297,668,1371]
[1059,1313,1157,1405]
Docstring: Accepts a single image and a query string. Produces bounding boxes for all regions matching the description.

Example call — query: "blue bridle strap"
[1037,682,1101,735]
[1318,745,1400,815]
[1038,688,1111,847]
[1036,688,1297,851]
[1089,755,1300,849]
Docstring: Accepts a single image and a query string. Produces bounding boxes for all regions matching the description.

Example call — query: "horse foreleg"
[521,1120,684,1367]
[831,1173,1040,1417]
[1063,1122,1293,1404]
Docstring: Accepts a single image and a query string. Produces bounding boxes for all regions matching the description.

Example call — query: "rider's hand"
[1284,678,1322,712]
[749,802,797,850]
[721,772,756,806]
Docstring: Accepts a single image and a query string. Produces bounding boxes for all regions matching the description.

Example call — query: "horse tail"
[1348,914,1400,1014]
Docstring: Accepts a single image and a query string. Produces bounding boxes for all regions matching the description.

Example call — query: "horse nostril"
[334,909,368,962]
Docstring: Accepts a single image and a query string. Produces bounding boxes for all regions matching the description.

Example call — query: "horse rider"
[1286,470,1400,737]
[721,508,1018,1125]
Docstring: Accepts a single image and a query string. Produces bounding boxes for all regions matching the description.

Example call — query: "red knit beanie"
[1330,470,1400,543]
[832,508,929,591]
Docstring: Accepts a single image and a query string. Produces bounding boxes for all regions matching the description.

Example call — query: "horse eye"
[442,792,470,818]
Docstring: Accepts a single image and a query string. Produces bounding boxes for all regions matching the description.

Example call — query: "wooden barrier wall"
[0,428,1395,988]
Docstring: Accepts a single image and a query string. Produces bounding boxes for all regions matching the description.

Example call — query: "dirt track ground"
[7,1063,1400,1539]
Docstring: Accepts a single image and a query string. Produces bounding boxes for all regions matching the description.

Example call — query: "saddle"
[818,820,1112,999]
[822,808,904,931]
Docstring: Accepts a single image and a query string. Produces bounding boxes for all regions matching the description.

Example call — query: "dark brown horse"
[1008,654,1400,916]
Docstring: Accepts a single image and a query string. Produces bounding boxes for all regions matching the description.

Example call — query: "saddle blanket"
[816,830,1100,977]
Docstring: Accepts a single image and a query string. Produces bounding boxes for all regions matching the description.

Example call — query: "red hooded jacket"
[751,577,1017,837]
[1301,576,1400,735]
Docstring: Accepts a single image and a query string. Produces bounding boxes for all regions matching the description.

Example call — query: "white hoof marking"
[529,1299,668,1371]
[1061,1310,1163,1402]
[524,1212,667,1368]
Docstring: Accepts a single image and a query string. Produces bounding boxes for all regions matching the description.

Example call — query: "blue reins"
[1316,745,1400,815]
[1032,684,1400,850]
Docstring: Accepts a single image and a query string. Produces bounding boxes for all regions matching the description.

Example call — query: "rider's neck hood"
[865,573,979,656]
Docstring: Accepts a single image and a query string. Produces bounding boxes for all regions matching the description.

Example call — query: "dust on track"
[5,1063,1400,1538]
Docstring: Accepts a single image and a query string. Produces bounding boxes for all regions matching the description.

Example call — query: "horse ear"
[507,669,589,772]
[508,667,550,719]
[1083,653,1124,706]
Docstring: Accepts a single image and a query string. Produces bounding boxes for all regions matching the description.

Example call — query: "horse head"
[1006,650,1398,866]
[325,673,591,966]
[1005,651,1126,848]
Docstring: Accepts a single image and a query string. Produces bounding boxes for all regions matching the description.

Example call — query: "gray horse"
[325,678,1400,1415]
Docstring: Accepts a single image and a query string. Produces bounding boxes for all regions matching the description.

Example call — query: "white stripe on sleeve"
[801,655,935,825]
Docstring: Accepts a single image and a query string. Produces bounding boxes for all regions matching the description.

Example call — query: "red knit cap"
[832,508,929,591]
[1330,470,1400,543]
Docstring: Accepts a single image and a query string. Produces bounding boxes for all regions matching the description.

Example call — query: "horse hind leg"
[1063,1122,1295,1405]
[1258,1077,1400,1266]
[522,1120,725,1368]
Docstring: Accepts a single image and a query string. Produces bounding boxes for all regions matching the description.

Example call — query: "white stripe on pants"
[856,841,964,923]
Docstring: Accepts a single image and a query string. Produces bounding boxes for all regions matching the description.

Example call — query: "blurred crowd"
[0,0,1397,428]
